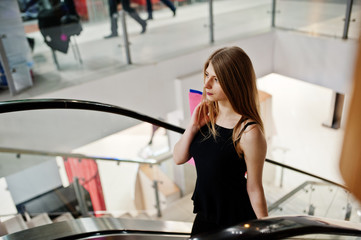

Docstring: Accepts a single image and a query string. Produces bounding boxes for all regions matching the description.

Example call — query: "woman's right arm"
[173,123,199,165]
[173,102,208,165]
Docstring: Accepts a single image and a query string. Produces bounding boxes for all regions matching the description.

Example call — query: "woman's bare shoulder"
[242,119,259,133]
[240,121,266,146]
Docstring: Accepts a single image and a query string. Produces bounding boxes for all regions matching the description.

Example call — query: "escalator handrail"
[0,98,185,133]
[190,215,361,239]
[265,158,347,190]
[1,215,361,240]
[0,217,192,240]
[268,180,339,212]
[0,98,347,190]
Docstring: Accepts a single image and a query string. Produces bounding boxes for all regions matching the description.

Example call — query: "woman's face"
[204,62,228,102]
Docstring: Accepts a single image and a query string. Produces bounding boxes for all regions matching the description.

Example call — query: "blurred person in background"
[104,0,147,38]
[145,0,176,20]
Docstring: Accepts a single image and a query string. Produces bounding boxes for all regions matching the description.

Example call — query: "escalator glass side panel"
[264,161,361,224]
[0,108,180,229]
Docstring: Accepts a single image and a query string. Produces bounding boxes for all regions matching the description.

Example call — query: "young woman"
[173,46,268,236]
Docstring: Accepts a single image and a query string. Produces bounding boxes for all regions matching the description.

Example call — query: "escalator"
[0,99,360,240]
[0,217,191,240]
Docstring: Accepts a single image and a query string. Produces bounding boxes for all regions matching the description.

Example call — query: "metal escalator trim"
[117,218,192,234]
[56,231,190,240]
[80,233,190,240]
[0,217,192,240]
[58,232,190,240]
[0,217,124,240]
[0,146,172,165]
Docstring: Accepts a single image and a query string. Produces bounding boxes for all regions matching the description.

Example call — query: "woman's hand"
[173,101,210,165]
[190,101,210,129]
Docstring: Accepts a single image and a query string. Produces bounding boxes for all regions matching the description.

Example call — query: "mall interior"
[0,0,361,239]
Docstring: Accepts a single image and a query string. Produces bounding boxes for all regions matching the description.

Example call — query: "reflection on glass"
[275,0,348,38]
[213,0,272,41]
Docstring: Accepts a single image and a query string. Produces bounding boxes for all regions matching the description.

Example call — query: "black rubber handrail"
[0,98,347,190]
[265,158,347,189]
[0,98,185,133]
[190,215,361,239]
[1,215,361,240]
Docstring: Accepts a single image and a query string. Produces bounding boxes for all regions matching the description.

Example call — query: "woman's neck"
[216,100,242,128]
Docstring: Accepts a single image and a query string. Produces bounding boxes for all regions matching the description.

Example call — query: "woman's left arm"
[241,125,268,219]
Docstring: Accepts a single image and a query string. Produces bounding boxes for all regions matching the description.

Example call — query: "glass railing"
[274,0,348,38]
[0,99,360,239]
[0,146,175,219]
[274,0,361,39]
[213,0,272,42]
[0,100,187,236]
[1,0,358,98]
[3,0,218,95]
[260,75,361,224]
[264,161,361,223]
[0,108,178,219]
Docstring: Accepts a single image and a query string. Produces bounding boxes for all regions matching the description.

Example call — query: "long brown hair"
[199,46,264,156]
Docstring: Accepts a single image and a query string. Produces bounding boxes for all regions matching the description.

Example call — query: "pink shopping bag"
[188,89,203,166]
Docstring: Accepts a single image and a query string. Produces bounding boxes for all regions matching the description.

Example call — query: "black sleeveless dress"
[189,123,257,228]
